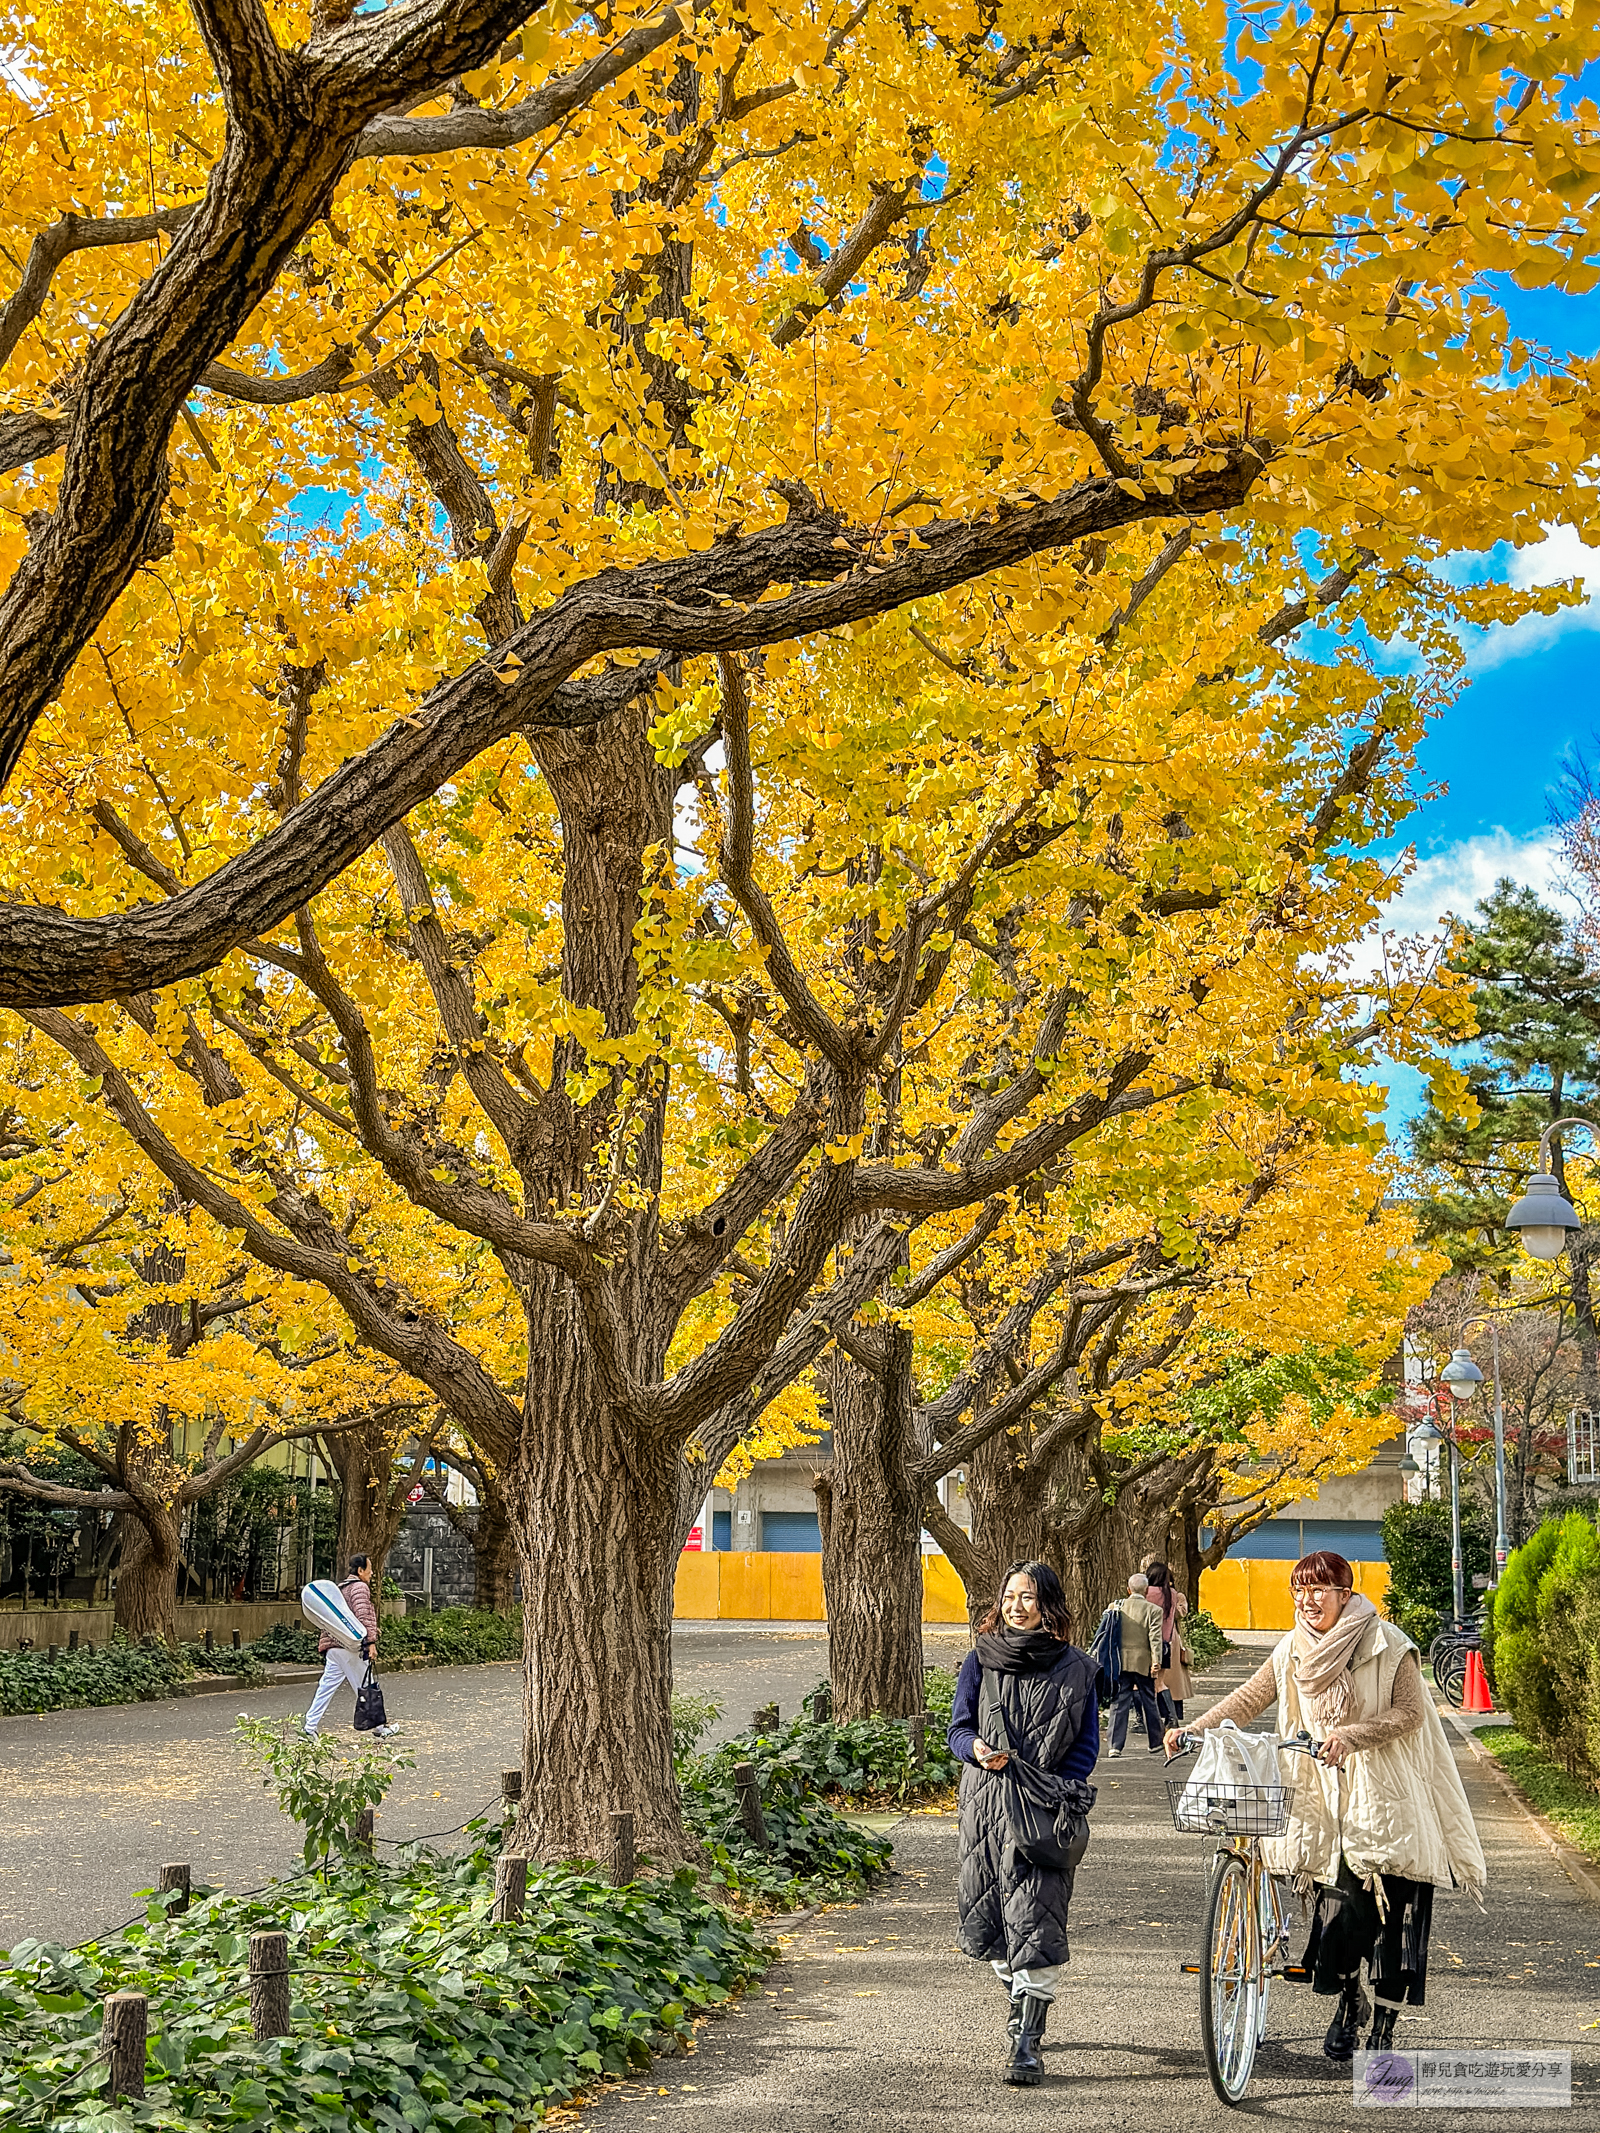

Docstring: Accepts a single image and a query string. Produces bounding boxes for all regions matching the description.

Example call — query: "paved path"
[591,1648,1600,2132]
[0,1628,969,1949]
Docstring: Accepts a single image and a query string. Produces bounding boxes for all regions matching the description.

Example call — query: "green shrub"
[1183,1609,1232,1671]
[672,1690,723,1764]
[0,1634,190,1715]
[235,1717,415,1869]
[181,1640,267,1685]
[0,1845,768,2131]
[1381,1496,1492,1639]
[377,1606,521,1667]
[1493,1517,1569,1756]
[681,1744,893,1905]
[1535,1513,1600,1783]
[248,1621,322,1665]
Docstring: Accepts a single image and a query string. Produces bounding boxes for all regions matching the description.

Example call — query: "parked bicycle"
[1427,1616,1483,1709]
[1165,1728,1325,2106]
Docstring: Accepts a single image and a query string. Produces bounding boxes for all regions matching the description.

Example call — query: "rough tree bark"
[112,1488,184,1644]
[815,1326,927,1721]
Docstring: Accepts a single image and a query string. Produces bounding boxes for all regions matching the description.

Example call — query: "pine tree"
[1409,880,1600,1406]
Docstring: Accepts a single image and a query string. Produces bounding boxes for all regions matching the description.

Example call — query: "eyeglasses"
[1292,1586,1347,1606]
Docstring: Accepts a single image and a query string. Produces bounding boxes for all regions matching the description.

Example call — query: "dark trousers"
[1111,1671,1161,1750]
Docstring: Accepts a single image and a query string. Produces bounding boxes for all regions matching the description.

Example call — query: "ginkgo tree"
[2,0,1599,1859]
[0,1033,419,1639]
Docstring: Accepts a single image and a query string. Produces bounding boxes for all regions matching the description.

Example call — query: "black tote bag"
[353,1663,388,1733]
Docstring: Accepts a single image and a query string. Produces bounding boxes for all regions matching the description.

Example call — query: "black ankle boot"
[1004,1994,1050,2085]
[1367,2003,1399,2052]
[1324,1975,1371,2061]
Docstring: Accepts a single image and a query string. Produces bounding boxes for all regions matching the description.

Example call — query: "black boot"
[1004,1993,1050,2085]
[1003,1984,1023,2041]
[1323,1974,1371,2062]
[1367,2003,1399,2052]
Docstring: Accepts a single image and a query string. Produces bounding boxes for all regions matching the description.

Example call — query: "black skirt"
[1304,1856,1434,2007]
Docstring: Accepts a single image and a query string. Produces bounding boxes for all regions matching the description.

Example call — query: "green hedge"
[0,1846,768,2132]
[1492,1511,1600,1787]
[0,1636,192,1716]
[376,1607,521,1667]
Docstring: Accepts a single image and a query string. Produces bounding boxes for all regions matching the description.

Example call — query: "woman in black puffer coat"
[948,1559,1099,2086]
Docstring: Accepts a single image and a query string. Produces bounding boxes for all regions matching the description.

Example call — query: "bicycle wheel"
[1437,1654,1468,1707]
[1201,1852,1260,2105]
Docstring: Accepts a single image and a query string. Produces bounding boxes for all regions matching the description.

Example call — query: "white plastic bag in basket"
[1173,1720,1283,1834]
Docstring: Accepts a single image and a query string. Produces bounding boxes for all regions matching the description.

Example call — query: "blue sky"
[1366,279,1600,1144]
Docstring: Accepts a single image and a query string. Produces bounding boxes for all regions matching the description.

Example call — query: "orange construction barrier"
[1462,1649,1494,1714]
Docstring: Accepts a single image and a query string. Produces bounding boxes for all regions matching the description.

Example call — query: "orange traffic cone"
[1463,1649,1494,1714]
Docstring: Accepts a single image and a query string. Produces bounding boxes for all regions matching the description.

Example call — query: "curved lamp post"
[1504,1117,1589,1261]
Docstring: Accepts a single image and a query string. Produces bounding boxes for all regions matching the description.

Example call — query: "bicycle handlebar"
[1163,1725,1325,1765]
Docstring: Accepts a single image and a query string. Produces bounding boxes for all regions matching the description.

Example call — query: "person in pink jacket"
[304,1554,391,1735]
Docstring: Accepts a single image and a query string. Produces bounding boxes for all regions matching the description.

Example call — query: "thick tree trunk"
[962,1425,1051,1625]
[507,1279,687,1863]
[816,1328,926,1721]
[113,1500,182,1643]
[471,1472,518,1614]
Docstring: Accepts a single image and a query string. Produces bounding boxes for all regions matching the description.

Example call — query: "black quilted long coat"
[953,1644,1098,1972]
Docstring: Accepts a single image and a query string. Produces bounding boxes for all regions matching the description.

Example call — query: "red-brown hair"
[1290,1550,1354,1591]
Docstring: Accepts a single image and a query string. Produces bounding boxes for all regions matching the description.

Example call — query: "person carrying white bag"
[303,1554,397,1737]
[1164,1549,1484,2063]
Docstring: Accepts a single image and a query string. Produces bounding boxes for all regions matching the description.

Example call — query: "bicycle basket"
[1166,1777,1295,1837]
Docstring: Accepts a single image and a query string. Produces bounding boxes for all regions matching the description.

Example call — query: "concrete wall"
[1272,1431,1407,1523]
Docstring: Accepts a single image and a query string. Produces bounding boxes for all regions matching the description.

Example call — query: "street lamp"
[1504,1117,1588,1261]
[1452,1313,1512,1590]
[1411,1392,1467,1628]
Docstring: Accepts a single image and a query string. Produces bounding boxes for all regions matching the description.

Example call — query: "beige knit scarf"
[1290,1591,1377,1730]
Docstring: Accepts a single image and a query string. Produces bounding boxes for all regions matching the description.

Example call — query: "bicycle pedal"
[1280,1963,1313,1983]
[1178,1961,1201,1975]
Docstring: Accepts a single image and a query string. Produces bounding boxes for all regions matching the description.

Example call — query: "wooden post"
[48,1643,58,1664]
[232,1629,242,1651]
[732,1762,767,1850]
[102,1991,147,2101]
[67,1629,79,1652]
[249,1930,290,2038]
[204,1627,214,1652]
[84,1641,95,1658]
[500,1768,523,1811]
[809,1683,832,1722]
[159,1862,191,1915]
[753,1702,779,1733]
[492,1853,527,1923]
[908,1712,927,1770]
[351,1808,374,1853]
[610,1808,636,1887]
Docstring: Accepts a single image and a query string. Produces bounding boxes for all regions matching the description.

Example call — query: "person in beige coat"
[1164,1550,1485,2062]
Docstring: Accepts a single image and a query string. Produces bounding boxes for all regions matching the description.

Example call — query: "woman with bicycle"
[948,1559,1099,2088]
[1165,1550,1484,2062]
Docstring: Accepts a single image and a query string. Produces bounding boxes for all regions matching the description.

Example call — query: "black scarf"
[974,1626,1069,1676]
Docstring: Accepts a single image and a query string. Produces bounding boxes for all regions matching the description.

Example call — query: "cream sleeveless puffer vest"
[1260,1614,1486,1902]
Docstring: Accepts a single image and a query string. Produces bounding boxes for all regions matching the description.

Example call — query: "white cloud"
[1466,524,1600,670]
[1351,829,1576,982]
